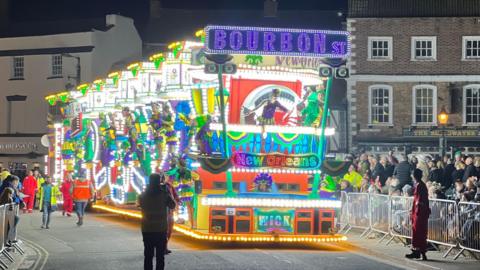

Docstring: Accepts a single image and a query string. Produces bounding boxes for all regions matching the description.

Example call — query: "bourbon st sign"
[204,25,350,58]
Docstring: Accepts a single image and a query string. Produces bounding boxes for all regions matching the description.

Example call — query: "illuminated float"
[45,25,350,243]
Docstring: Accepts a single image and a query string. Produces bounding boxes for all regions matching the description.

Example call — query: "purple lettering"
[229,30,243,50]
[297,33,311,52]
[280,32,293,52]
[263,32,276,52]
[246,31,259,50]
[332,41,347,55]
[313,33,326,54]
[275,56,285,65]
[214,30,227,50]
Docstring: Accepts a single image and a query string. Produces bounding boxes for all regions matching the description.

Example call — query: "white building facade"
[0,14,142,175]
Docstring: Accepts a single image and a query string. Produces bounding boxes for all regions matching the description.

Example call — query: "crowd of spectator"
[338,151,480,203]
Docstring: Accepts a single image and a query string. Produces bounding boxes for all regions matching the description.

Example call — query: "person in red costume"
[60,173,74,217]
[406,168,431,260]
[22,170,38,213]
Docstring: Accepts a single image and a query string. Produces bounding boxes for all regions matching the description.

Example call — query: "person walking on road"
[60,173,74,217]
[71,171,94,226]
[22,170,38,213]
[39,176,61,229]
[138,173,176,270]
[34,170,45,209]
[406,169,431,260]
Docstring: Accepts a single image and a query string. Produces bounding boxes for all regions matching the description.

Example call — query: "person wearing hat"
[70,170,94,226]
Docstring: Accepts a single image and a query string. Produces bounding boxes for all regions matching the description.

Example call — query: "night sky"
[9,0,347,22]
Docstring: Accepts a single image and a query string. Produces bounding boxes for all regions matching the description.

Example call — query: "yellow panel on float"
[196,194,210,231]
[191,88,204,115]
[206,87,216,114]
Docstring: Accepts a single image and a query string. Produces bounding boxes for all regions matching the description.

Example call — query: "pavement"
[13,210,479,270]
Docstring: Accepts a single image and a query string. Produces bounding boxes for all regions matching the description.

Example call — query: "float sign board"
[205,25,350,58]
[254,209,294,233]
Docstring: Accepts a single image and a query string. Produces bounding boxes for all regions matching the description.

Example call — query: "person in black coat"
[138,173,176,270]
[452,162,465,183]
[371,156,387,186]
[428,161,444,185]
[442,156,455,190]
[463,157,476,182]
[393,155,412,189]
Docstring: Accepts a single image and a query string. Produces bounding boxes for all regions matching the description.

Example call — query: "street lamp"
[437,106,449,157]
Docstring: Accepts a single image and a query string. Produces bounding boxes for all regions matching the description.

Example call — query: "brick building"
[347,0,480,155]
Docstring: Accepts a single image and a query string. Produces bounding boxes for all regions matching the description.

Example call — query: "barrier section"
[344,193,370,235]
[427,199,459,257]
[388,195,413,243]
[368,194,390,240]
[0,205,5,252]
[5,204,16,244]
[337,191,349,232]
[455,201,480,260]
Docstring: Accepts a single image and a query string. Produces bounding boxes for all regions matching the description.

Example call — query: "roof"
[349,0,480,18]
[0,17,112,38]
[0,46,94,57]
[144,8,345,44]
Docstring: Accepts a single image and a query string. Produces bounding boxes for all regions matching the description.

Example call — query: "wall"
[91,15,142,80]
[0,15,142,135]
[349,17,480,75]
[346,16,480,151]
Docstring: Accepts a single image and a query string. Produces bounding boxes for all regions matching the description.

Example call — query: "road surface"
[18,211,404,270]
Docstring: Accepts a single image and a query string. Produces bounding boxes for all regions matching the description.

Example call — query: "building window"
[368,85,392,125]
[51,55,62,76]
[368,37,392,60]
[463,85,480,125]
[412,85,437,125]
[11,57,24,79]
[411,37,436,60]
[463,36,480,60]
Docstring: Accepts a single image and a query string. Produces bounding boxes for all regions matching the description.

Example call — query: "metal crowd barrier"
[0,203,24,270]
[337,191,349,232]
[455,201,480,260]
[338,193,480,259]
[342,193,370,236]
[387,195,413,245]
[428,199,459,257]
[367,194,390,242]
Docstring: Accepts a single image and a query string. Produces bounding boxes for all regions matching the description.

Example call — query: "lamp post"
[204,54,236,158]
[438,106,449,157]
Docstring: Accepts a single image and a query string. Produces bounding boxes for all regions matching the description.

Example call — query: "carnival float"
[45,26,351,243]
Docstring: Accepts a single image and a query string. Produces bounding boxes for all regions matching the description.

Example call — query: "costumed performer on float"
[300,84,324,127]
[150,102,166,164]
[243,88,292,126]
[165,158,198,227]
[161,103,177,156]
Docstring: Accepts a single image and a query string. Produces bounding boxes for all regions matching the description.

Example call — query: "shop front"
[0,135,49,179]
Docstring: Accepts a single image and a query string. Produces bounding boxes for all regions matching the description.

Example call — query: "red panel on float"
[228,78,302,124]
